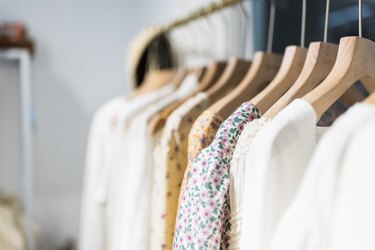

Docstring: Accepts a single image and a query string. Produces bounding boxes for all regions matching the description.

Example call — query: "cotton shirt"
[79,97,127,250]
[109,74,198,250]
[150,92,211,250]
[239,99,326,250]
[330,110,375,250]
[229,117,271,249]
[270,103,375,250]
[174,102,261,250]
[79,85,175,250]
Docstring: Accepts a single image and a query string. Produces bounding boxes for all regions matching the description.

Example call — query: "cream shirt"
[109,74,198,250]
[229,117,271,250]
[79,97,128,250]
[329,106,375,250]
[80,85,174,250]
[270,103,375,250]
[239,99,326,250]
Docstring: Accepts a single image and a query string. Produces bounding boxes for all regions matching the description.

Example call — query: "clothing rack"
[0,48,35,250]
[161,0,244,32]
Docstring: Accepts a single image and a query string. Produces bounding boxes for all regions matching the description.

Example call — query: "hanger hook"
[267,0,276,53]
[359,0,362,37]
[301,0,306,48]
[323,0,330,42]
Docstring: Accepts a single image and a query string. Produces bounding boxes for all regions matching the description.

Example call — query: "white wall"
[0,0,252,249]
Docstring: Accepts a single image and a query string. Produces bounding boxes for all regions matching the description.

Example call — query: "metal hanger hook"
[323,0,330,42]
[267,0,276,53]
[301,0,306,48]
[359,0,363,37]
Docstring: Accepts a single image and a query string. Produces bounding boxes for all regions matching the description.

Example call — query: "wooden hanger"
[169,68,189,87]
[197,61,227,91]
[250,0,311,114]
[209,0,284,119]
[205,57,251,101]
[132,69,176,97]
[209,51,283,119]
[250,46,307,114]
[364,90,375,104]
[192,66,207,82]
[147,61,227,134]
[303,36,375,117]
[264,42,338,117]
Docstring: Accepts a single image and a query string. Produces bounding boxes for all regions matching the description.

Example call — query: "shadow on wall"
[0,39,90,249]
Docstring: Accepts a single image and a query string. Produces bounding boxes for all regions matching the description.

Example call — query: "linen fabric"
[330,112,375,250]
[80,84,175,250]
[228,117,271,249]
[239,99,326,250]
[270,103,375,250]
[109,74,198,250]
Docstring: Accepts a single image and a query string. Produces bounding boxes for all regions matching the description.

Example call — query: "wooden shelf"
[0,39,34,55]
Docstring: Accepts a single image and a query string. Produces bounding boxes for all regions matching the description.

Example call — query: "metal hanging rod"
[161,0,244,32]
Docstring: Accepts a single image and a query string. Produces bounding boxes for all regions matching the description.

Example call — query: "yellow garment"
[176,108,223,213]
[151,93,211,250]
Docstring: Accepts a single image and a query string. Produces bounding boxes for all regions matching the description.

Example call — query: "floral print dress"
[173,102,261,250]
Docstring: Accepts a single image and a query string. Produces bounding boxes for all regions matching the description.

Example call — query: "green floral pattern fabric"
[173,102,261,249]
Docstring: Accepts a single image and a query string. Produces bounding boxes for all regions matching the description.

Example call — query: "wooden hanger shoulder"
[264,42,338,118]
[364,90,375,104]
[206,58,251,102]
[194,67,207,82]
[303,36,375,117]
[198,61,227,92]
[210,52,283,119]
[132,69,176,97]
[147,62,226,134]
[251,45,308,114]
[170,68,189,87]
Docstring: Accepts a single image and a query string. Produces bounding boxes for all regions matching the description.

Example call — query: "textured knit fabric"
[150,93,210,250]
[173,102,261,250]
[228,117,271,249]
[269,103,375,250]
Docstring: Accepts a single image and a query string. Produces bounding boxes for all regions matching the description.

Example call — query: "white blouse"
[229,117,271,250]
[239,99,326,250]
[79,85,174,250]
[79,96,128,250]
[109,74,198,250]
[270,103,375,250]
[329,107,375,250]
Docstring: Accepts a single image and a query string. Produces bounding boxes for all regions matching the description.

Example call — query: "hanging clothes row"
[80,0,375,249]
